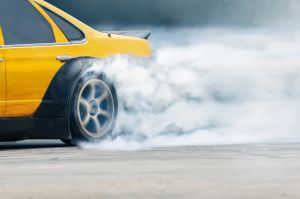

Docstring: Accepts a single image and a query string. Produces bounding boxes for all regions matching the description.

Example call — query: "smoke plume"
[82,27,300,150]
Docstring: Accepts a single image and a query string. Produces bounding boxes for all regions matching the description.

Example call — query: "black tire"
[66,73,118,145]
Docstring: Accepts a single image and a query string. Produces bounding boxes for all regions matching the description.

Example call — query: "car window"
[0,0,55,45]
[42,7,85,42]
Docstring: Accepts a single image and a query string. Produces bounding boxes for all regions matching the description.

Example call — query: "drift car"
[0,0,151,145]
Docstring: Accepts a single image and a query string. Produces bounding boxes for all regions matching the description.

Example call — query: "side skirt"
[0,117,70,141]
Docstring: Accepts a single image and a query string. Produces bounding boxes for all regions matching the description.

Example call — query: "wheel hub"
[88,100,98,116]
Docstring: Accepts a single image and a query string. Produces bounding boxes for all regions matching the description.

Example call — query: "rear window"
[42,7,85,42]
[0,0,55,45]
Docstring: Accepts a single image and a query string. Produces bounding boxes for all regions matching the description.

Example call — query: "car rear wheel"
[65,74,118,145]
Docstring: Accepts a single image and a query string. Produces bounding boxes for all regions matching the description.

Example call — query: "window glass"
[0,0,55,45]
[42,7,85,42]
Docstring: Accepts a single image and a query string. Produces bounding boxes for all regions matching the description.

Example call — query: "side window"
[0,0,55,45]
[42,7,85,42]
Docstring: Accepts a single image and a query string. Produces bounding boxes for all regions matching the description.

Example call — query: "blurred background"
[47,0,300,27]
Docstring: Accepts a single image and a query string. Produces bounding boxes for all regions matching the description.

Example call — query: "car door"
[0,0,85,117]
[0,28,5,116]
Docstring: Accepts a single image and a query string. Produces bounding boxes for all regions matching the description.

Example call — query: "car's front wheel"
[65,73,118,145]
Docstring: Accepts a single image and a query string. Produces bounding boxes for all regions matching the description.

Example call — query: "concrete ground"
[0,142,299,199]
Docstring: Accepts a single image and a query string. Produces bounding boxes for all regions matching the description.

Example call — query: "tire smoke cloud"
[83,27,300,150]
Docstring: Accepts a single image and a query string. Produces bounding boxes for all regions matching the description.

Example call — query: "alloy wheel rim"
[76,79,115,138]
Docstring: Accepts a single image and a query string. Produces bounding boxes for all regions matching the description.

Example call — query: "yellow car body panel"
[0,27,5,116]
[0,0,151,117]
[0,52,5,117]
[3,44,81,117]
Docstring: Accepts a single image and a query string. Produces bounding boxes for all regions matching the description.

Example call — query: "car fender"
[32,56,105,139]
[34,56,103,117]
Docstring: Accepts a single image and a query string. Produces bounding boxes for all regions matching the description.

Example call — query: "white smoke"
[83,27,300,150]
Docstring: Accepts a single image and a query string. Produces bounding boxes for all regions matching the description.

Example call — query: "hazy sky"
[47,0,300,27]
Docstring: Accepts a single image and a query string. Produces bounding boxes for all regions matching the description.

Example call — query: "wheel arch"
[33,56,105,139]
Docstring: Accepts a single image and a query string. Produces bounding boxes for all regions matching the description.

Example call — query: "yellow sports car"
[0,0,151,145]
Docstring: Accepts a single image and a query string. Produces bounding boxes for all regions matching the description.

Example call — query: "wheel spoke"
[96,90,109,104]
[82,115,91,126]
[98,110,110,118]
[92,117,102,132]
[89,83,96,100]
[79,98,89,108]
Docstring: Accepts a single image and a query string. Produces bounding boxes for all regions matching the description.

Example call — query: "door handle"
[57,55,76,62]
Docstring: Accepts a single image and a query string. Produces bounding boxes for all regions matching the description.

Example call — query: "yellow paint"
[0,28,5,116]
[3,44,80,116]
[1,0,151,117]
[0,26,4,46]
[0,51,5,117]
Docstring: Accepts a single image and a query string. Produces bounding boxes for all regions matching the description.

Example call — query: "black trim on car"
[0,117,70,141]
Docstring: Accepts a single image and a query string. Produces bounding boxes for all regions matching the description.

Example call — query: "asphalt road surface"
[0,141,299,199]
